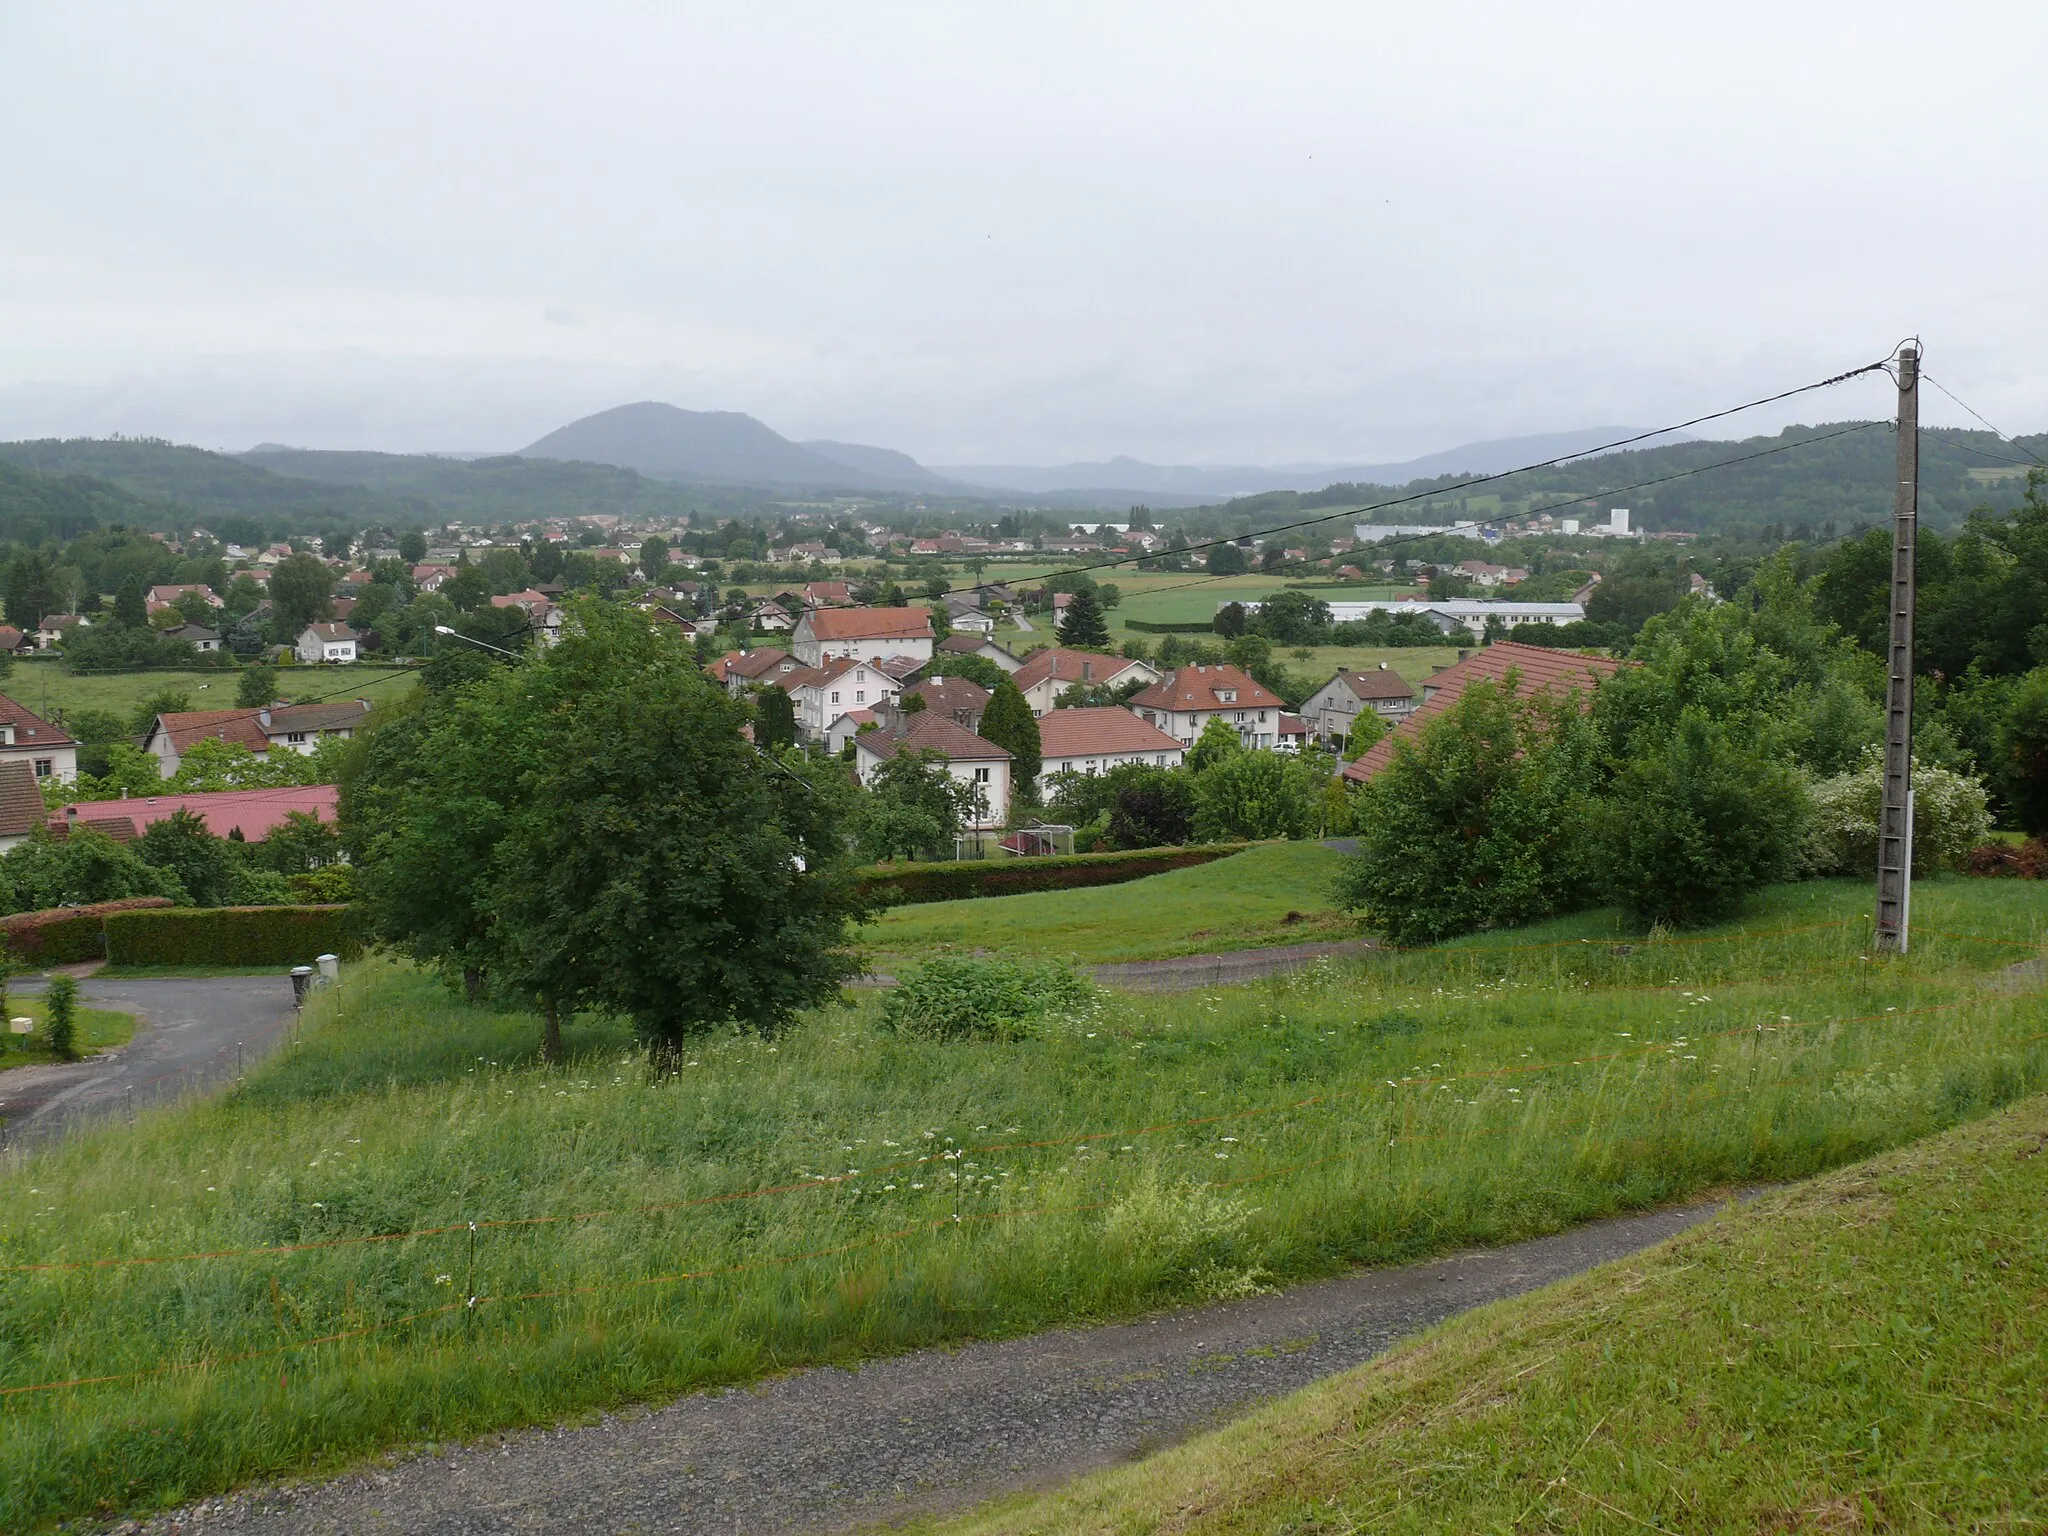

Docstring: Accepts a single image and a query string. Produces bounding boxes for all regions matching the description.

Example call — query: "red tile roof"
[54,786,339,842]
[1126,663,1285,713]
[858,710,1011,763]
[1331,668,1416,702]
[712,648,793,683]
[151,700,372,756]
[904,677,991,717]
[1013,648,1147,693]
[1342,642,1623,783]
[0,693,75,748]
[801,607,934,642]
[1039,707,1184,759]
[0,760,47,838]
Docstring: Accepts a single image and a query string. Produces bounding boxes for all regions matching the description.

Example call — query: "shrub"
[103,905,365,968]
[0,896,176,965]
[1964,839,2048,878]
[1191,750,1315,842]
[855,844,1245,905]
[43,973,79,1060]
[1805,750,1994,877]
[879,958,1100,1041]
[1998,667,2048,835]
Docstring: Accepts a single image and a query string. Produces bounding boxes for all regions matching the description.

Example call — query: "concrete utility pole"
[1874,344,1919,952]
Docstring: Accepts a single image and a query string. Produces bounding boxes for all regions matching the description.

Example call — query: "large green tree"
[269,553,335,635]
[1057,587,1112,649]
[977,679,1040,797]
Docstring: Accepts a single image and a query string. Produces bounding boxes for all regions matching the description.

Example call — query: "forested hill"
[1182,424,2047,542]
[0,458,168,545]
[242,448,732,521]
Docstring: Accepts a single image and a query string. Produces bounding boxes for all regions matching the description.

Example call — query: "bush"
[1964,839,2048,878]
[1998,667,2048,835]
[855,844,1246,906]
[1191,750,1316,842]
[103,905,365,968]
[1806,750,1994,878]
[0,896,176,965]
[43,974,78,1061]
[1598,708,1812,928]
[879,958,1100,1040]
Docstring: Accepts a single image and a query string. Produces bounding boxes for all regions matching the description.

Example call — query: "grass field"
[4,663,419,728]
[929,1094,2048,1534]
[866,841,1352,969]
[0,997,135,1066]
[2,875,2045,1525]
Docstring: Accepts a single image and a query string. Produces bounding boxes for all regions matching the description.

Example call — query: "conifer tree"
[1058,587,1112,649]
[978,679,1042,800]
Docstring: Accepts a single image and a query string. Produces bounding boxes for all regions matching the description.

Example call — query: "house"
[0,626,28,656]
[491,590,565,646]
[296,623,358,663]
[934,633,1022,673]
[35,615,85,650]
[1037,707,1187,778]
[164,624,221,653]
[792,606,935,667]
[853,711,1011,830]
[51,785,339,843]
[1340,642,1625,783]
[1298,668,1419,745]
[708,648,803,696]
[801,580,852,608]
[0,760,48,851]
[1276,713,1312,753]
[0,694,78,784]
[778,657,904,745]
[750,600,795,633]
[1012,648,1162,716]
[146,583,222,615]
[1125,664,1289,750]
[144,700,374,777]
[412,564,459,591]
[943,600,997,635]
[895,676,992,734]
[1453,560,1530,589]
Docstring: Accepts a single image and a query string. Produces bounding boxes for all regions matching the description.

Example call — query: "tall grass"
[0,877,2043,1526]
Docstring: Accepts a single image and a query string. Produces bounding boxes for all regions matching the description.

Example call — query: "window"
[1258,711,1267,723]
[855,690,865,702]
[1217,688,1237,703]
[830,691,841,704]
[32,758,51,778]
[1234,711,1245,723]
[973,766,990,783]
[286,731,307,744]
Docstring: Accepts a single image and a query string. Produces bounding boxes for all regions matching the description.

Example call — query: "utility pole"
[1874,345,1919,952]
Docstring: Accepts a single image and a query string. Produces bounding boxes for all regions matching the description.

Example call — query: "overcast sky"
[1,2,2041,463]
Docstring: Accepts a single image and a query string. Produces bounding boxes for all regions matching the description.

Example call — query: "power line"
[939,355,1898,602]
[1920,372,2048,471]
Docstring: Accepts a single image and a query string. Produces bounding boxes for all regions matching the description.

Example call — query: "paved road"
[0,975,296,1148]
[140,1198,1732,1535]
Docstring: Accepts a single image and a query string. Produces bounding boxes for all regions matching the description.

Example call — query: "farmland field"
[3,873,2045,1526]
[6,662,419,728]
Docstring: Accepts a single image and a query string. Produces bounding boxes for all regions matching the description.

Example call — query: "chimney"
[259,708,271,730]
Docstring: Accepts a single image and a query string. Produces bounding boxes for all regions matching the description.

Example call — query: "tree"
[442,565,492,613]
[1213,601,1247,639]
[254,811,344,875]
[43,975,78,1062]
[978,679,1041,797]
[640,535,670,580]
[1191,750,1315,842]
[1105,767,1194,848]
[4,550,58,629]
[1,826,187,912]
[138,810,239,907]
[1998,667,2048,835]
[1334,679,1600,945]
[398,529,429,564]
[112,576,147,629]
[1058,587,1112,649]
[270,554,335,635]
[1186,716,1244,774]
[923,652,1007,691]
[1205,540,1249,576]
[754,685,797,751]
[236,665,279,709]
[859,749,974,862]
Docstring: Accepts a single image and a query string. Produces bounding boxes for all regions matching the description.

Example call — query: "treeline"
[0,809,345,917]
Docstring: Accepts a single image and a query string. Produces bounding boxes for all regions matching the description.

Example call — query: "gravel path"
[137,1197,1732,1535]
[0,975,297,1149]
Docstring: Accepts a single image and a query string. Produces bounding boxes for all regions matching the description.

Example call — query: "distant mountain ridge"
[518,403,961,494]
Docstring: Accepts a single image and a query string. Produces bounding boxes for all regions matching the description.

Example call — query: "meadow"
[5,661,419,727]
[0,876,2044,1525]
[866,842,1351,969]
[929,1095,2048,1534]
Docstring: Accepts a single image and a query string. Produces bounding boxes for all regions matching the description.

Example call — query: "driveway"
[0,975,297,1148]
[136,1197,1734,1534]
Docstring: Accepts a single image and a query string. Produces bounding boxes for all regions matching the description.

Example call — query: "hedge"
[1,897,176,966]
[855,844,1247,906]
[1121,620,1222,634]
[103,905,367,969]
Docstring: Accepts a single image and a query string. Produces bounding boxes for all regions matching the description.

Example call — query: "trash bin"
[316,953,340,983]
[290,966,314,1006]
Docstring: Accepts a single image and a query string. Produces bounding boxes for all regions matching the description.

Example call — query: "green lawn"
[5,663,418,727]
[0,997,135,1067]
[865,842,1353,969]
[929,1094,2048,1535]
[2,878,2046,1524]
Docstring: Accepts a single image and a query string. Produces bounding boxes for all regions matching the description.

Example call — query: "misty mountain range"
[514,401,1694,503]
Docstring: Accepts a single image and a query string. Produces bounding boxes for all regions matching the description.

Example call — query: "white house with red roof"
[0,693,77,784]
[708,647,804,696]
[53,785,338,843]
[146,583,222,615]
[776,657,904,745]
[853,711,1012,828]
[144,700,374,777]
[1125,664,1289,750]
[1298,667,1419,746]
[792,606,934,667]
[1011,647,1160,716]
[1037,707,1186,779]
[296,623,359,663]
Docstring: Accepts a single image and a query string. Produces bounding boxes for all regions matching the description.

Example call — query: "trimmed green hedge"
[1121,620,1221,634]
[103,906,367,969]
[855,844,1246,906]
[1,897,176,966]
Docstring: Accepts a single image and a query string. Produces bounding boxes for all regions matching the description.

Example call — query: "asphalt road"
[136,1197,1733,1535]
[0,975,297,1147]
